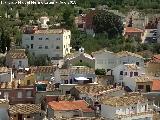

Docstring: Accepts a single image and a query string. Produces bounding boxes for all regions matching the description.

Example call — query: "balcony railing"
[115,110,154,119]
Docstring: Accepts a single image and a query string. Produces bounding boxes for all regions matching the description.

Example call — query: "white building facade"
[101,95,153,120]
[0,67,13,82]
[113,64,145,83]
[22,29,71,59]
[93,50,144,72]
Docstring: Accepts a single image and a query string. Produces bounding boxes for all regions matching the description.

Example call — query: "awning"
[75,77,89,81]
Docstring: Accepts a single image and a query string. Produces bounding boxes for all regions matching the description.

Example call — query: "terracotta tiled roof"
[31,66,56,73]
[100,93,146,107]
[74,85,121,96]
[7,49,27,59]
[124,27,144,33]
[9,104,41,114]
[0,99,9,104]
[0,80,19,89]
[48,100,93,112]
[10,53,27,59]
[135,75,152,83]
[152,80,160,91]
[0,67,9,73]
[124,64,139,70]
[117,51,143,58]
[59,67,95,75]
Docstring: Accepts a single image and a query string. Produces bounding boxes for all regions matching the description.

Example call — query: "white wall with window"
[101,102,152,120]
[22,29,71,59]
[113,64,145,84]
[12,58,28,69]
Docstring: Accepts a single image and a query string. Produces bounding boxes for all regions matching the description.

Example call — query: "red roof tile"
[124,27,143,33]
[152,80,160,91]
[48,100,93,112]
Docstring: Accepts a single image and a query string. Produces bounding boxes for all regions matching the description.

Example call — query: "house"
[123,27,144,40]
[65,47,95,68]
[93,49,117,72]
[100,93,153,120]
[0,80,35,104]
[31,66,56,81]
[0,99,9,120]
[9,104,42,120]
[5,49,28,69]
[0,67,13,82]
[39,16,49,29]
[53,117,105,120]
[75,14,86,31]
[93,50,144,72]
[59,66,97,85]
[57,66,97,94]
[70,85,124,106]
[117,51,144,67]
[22,28,71,59]
[123,75,153,92]
[146,54,160,77]
[20,73,36,86]
[47,100,95,119]
[113,64,145,84]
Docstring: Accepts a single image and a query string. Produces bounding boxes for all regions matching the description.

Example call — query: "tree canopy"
[93,11,124,38]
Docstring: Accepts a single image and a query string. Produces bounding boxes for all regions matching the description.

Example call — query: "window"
[80,60,82,62]
[39,37,42,40]
[134,72,138,76]
[45,46,48,49]
[138,85,144,89]
[120,71,123,75]
[125,72,127,75]
[66,91,70,94]
[26,45,29,49]
[27,80,30,85]
[38,45,43,49]
[123,62,127,64]
[64,45,65,48]
[56,38,60,40]
[130,72,133,77]
[17,91,22,98]
[136,62,140,66]
[68,35,71,39]
[31,44,34,49]
[45,38,49,40]
[19,61,22,67]
[31,36,34,40]
[26,91,32,97]
[56,46,60,49]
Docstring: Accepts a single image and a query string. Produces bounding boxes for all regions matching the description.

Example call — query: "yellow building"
[20,73,36,86]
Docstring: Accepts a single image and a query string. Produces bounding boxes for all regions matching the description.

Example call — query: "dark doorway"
[146,85,151,92]
[18,114,22,120]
